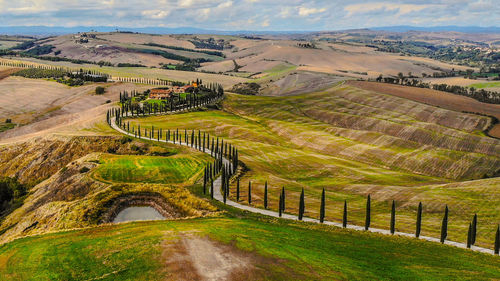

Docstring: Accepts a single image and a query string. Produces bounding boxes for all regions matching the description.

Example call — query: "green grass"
[0,123,15,133]
[0,216,499,280]
[254,63,298,82]
[126,88,500,248]
[92,153,211,185]
[469,81,500,89]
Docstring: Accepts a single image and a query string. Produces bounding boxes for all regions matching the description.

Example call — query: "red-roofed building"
[149,89,172,99]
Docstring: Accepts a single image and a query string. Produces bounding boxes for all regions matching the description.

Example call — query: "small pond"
[113,206,165,223]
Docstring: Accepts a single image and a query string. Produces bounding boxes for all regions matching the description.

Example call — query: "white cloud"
[141,9,170,19]
[261,19,269,27]
[344,3,434,17]
[298,6,326,17]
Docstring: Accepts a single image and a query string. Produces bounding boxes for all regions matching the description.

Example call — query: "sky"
[0,0,499,31]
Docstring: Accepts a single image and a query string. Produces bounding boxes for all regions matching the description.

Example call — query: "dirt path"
[348,80,500,138]
[162,233,254,281]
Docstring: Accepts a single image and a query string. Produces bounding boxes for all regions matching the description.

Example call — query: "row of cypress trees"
[223,180,500,254]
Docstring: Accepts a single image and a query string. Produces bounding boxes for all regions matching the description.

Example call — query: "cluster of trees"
[368,39,500,67]
[230,82,260,95]
[116,81,223,117]
[296,42,317,49]
[189,37,233,50]
[375,75,500,104]
[12,68,67,79]
[22,45,55,56]
[109,81,224,126]
[69,69,108,82]
[143,43,225,57]
[116,63,146,68]
[0,177,27,216]
[10,67,108,86]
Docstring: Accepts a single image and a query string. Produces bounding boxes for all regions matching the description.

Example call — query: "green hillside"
[1,215,499,281]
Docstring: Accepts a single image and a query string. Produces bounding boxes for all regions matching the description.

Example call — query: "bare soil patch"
[162,233,265,281]
[348,81,500,138]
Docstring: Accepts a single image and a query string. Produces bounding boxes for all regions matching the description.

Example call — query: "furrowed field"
[128,84,500,248]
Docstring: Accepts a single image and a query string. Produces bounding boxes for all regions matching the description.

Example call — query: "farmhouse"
[149,89,172,99]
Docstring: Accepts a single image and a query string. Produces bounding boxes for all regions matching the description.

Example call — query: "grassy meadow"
[126,86,500,248]
[92,153,211,185]
[469,81,500,89]
[0,216,499,281]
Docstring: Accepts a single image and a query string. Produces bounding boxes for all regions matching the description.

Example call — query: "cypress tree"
[248,181,252,204]
[281,187,286,212]
[416,202,422,238]
[298,188,305,221]
[495,225,499,255]
[278,193,283,217]
[222,168,226,204]
[210,180,214,200]
[390,200,396,234]
[342,200,347,228]
[467,223,472,249]
[440,205,449,243]
[236,178,240,202]
[264,181,268,209]
[365,194,371,230]
[203,167,207,195]
[471,214,477,245]
[319,188,325,223]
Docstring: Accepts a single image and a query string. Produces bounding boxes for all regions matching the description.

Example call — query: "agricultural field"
[1,216,499,280]
[348,81,500,138]
[93,153,212,185]
[128,85,500,248]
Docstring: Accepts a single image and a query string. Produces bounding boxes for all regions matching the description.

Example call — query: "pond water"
[113,206,165,223]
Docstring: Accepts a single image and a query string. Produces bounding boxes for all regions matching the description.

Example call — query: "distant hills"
[371,25,500,33]
[1,25,500,36]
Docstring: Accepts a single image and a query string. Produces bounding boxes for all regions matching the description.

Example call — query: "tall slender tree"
[298,188,305,221]
[390,200,396,234]
[264,181,268,209]
[236,178,240,202]
[281,187,286,212]
[319,188,325,223]
[210,180,214,200]
[342,200,347,228]
[203,167,207,195]
[248,181,252,204]
[416,202,422,238]
[440,205,449,244]
[495,225,499,255]
[471,214,478,245]
[365,195,371,231]
[279,193,283,217]
[467,223,472,249]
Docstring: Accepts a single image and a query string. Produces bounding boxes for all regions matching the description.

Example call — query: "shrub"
[95,86,105,95]
[5,119,12,123]
[79,167,90,173]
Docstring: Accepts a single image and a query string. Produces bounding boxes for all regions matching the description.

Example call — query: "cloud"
[141,9,170,19]
[261,19,270,27]
[298,6,326,17]
[344,3,434,17]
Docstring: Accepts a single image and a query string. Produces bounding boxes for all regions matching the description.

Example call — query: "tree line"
[375,75,500,104]
[219,179,500,255]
